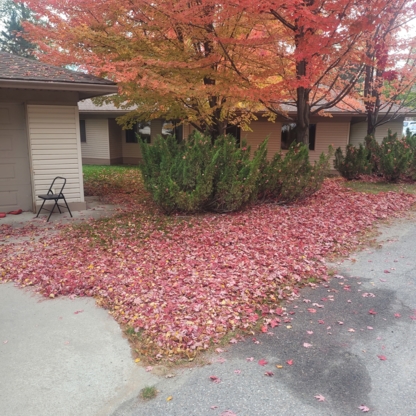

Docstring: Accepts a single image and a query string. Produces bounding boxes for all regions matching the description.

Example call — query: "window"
[225,124,241,146]
[162,120,183,143]
[80,120,86,143]
[281,123,316,151]
[126,122,151,143]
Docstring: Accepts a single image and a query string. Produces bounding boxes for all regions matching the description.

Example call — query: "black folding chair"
[36,177,73,222]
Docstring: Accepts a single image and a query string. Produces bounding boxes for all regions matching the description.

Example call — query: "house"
[78,99,414,166]
[0,52,117,213]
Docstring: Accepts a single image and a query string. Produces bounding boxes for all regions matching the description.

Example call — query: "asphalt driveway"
[113,215,416,416]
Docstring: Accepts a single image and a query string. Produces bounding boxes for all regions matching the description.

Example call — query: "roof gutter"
[0,79,118,96]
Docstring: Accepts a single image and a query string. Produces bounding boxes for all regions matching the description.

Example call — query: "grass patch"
[140,386,157,400]
[343,181,416,194]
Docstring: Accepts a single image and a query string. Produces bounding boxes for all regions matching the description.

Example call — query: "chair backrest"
[47,177,67,195]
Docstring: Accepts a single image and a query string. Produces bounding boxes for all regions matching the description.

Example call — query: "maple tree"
[23,0,265,139]
[22,0,416,145]
[358,1,416,136]
[234,0,416,145]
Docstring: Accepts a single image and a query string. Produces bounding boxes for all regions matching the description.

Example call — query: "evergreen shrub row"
[334,130,416,182]
[139,131,332,214]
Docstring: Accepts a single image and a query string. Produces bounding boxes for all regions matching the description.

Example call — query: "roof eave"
[0,79,118,98]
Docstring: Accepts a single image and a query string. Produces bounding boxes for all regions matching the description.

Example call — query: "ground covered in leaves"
[1,167,415,359]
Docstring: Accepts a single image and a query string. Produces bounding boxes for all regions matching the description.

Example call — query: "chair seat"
[38,193,63,200]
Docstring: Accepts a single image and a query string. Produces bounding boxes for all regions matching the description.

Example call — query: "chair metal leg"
[47,200,59,222]
[62,196,73,218]
[36,199,46,218]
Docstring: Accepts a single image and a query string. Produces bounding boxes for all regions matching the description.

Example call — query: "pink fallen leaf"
[264,371,274,377]
[258,359,268,366]
[220,411,237,416]
[215,348,224,354]
[318,320,325,324]
[410,315,416,320]
[337,321,344,325]
[314,394,325,402]
[286,359,293,366]
[261,325,268,333]
[217,357,227,364]
[383,270,391,274]
[358,404,370,412]
[394,313,401,318]
[307,331,313,335]
[348,328,355,332]
[377,355,387,361]
[246,357,254,362]
[74,310,84,314]
[275,307,284,315]
[303,299,311,303]
[210,406,218,409]
[209,375,221,383]
[303,343,312,348]
[229,338,238,344]
[234,369,241,374]
[145,366,153,372]
[367,326,373,330]
[307,308,317,314]
[3,340,8,344]
[379,278,387,282]
[368,309,377,315]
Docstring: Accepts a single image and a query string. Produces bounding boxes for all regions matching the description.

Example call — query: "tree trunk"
[295,61,311,145]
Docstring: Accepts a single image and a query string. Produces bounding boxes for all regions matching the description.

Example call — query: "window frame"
[281,123,316,151]
[80,119,87,143]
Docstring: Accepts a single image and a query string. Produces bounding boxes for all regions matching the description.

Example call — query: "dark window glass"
[162,120,183,143]
[281,123,316,151]
[126,122,151,143]
[80,119,86,143]
[225,124,241,146]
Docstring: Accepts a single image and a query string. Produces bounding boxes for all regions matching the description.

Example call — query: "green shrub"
[364,135,380,173]
[405,131,416,180]
[140,133,330,214]
[140,132,267,214]
[334,143,372,180]
[258,143,332,203]
[207,136,268,212]
[377,130,413,182]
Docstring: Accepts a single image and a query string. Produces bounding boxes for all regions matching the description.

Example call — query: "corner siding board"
[27,105,84,203]
[80,118,110,159]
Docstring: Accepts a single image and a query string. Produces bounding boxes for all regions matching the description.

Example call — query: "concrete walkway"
[0,198,157,416]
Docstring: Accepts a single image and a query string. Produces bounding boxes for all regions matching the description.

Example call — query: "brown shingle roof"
[0,52,115,86]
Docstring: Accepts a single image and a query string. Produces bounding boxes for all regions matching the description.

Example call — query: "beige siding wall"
[27,105,84,207]
[311,122,350,164]
[350,120,404,146]
[121,119,168,163]
[81,118,110,160]
[244,121,281,160]
[108,118,123,161]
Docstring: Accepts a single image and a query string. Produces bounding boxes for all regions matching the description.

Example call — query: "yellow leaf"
[166,396,173,402]
[276,365,283,369]
[135,358,141,363]
[286,325,292,329]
